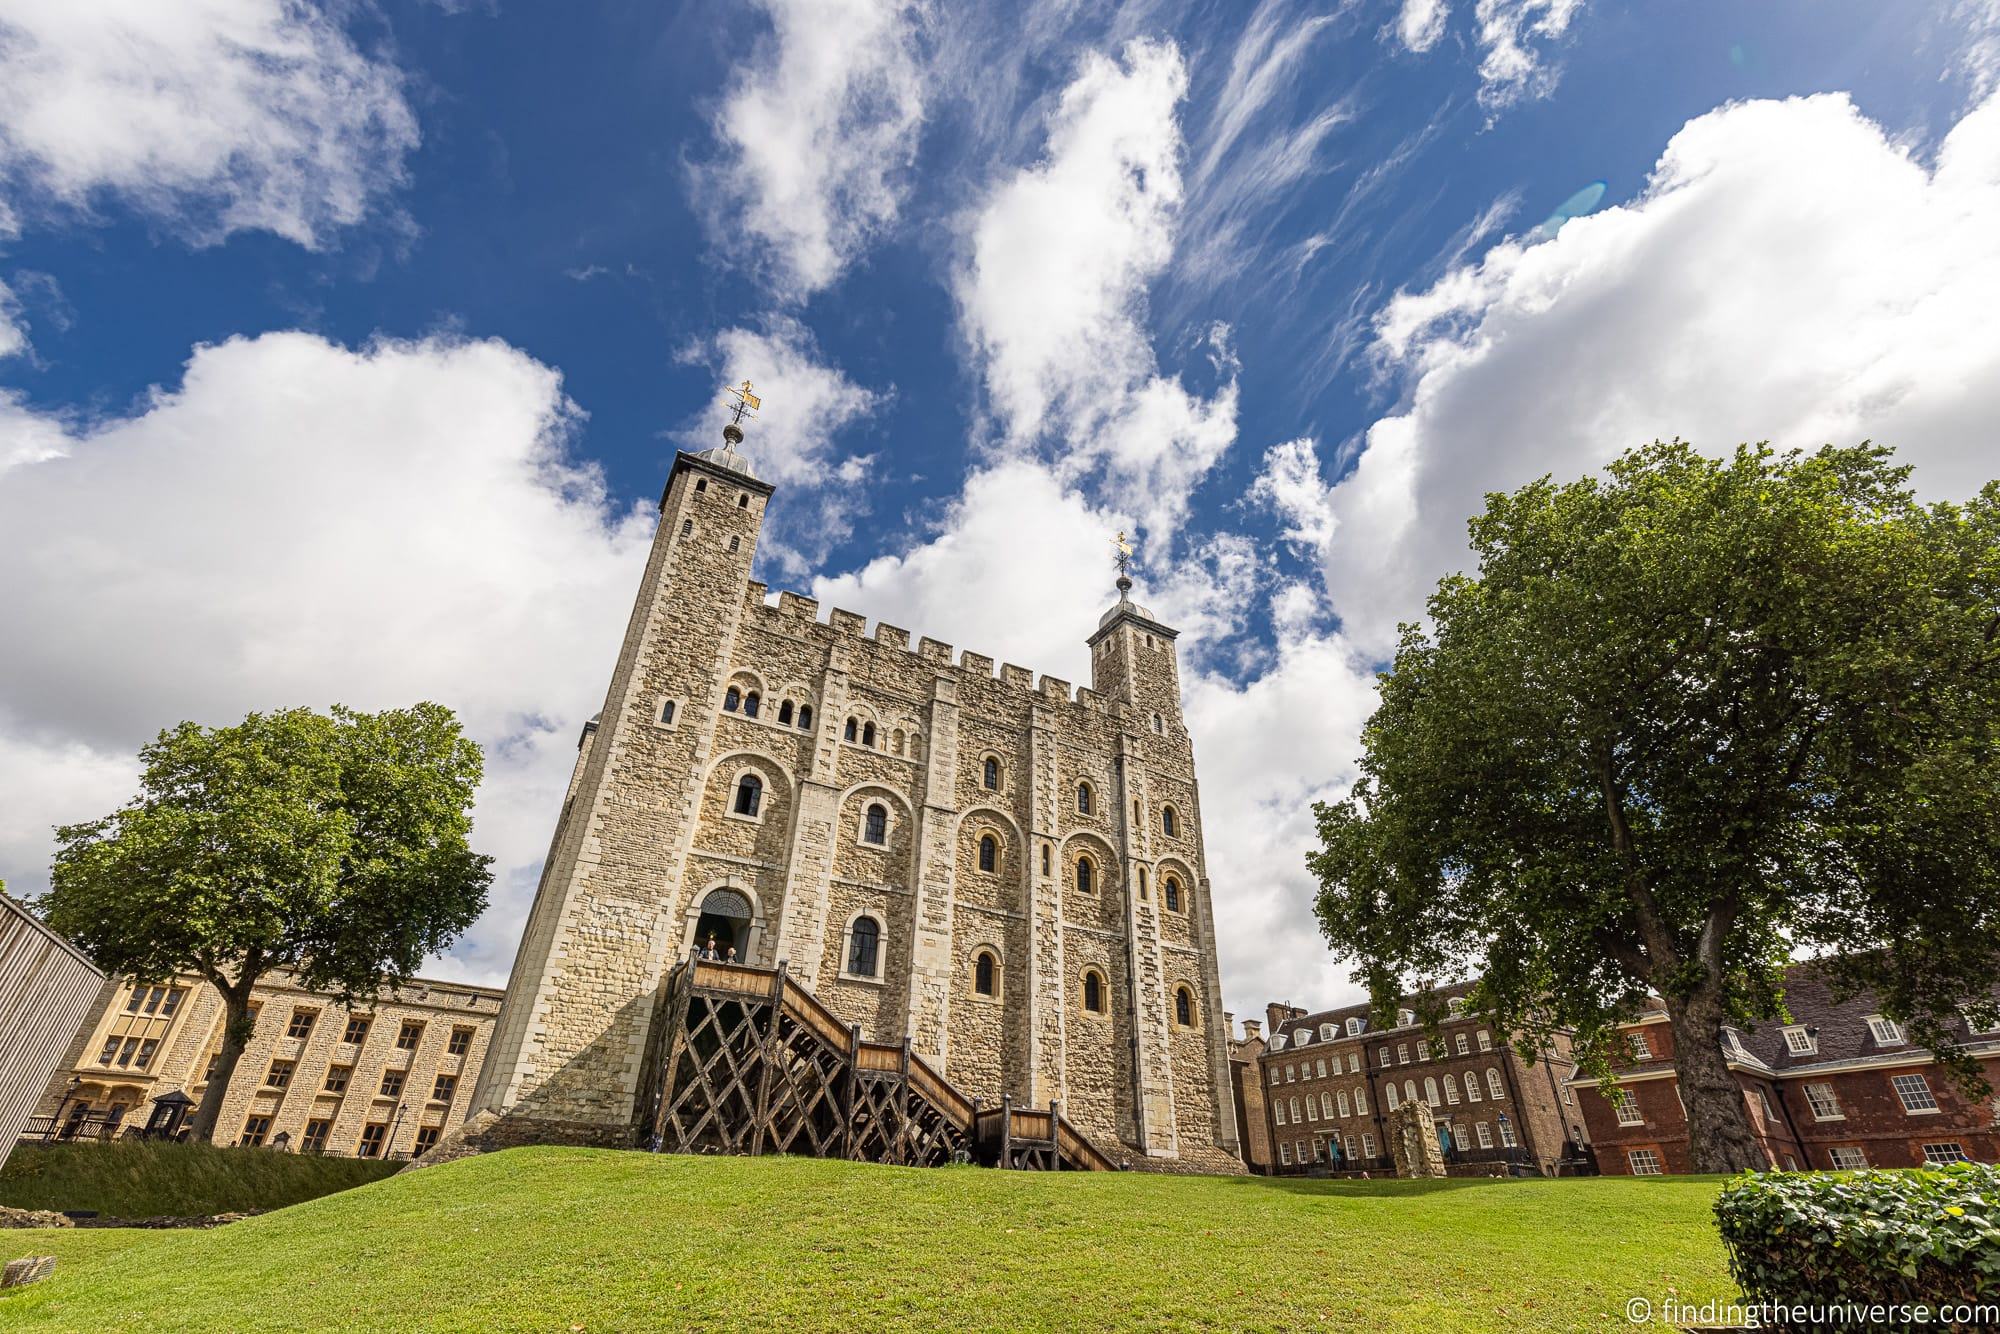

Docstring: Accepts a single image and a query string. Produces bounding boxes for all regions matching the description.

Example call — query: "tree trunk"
[1664,985,1768,1174]
[188,980,257,1143]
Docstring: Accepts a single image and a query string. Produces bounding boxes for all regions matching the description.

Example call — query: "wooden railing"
[650,957,1112,1171]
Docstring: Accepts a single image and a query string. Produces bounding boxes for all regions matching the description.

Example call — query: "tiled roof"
[1265,980,1480,1052]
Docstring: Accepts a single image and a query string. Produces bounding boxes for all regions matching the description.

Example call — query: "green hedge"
[1715,1164,2000,1321]
[0,1138,400,1218]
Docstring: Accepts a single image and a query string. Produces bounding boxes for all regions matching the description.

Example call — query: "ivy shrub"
[1715,1163,2000,1322]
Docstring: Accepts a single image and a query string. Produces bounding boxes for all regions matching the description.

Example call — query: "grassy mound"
[0,1149,1738,1331]
[0,1139,398,1218]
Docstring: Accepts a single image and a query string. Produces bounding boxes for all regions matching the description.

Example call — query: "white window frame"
[1475,1121,1493,1149]
[1455,1033,1469,1056]
[1627,1148,1664,1176]
[1478,1030,1493,1052]
[1274,1100,1286,1126]
[1892,1072,1939,1113]
[1278,1142,1291,1165]
[1611,1089,1644,1126]
[1921,1142,1969,1165]
[1803,1082,1843,1120]
[1868,1015,1906,1045]
[1782,1025,1816,1055]
[1826,1146,1868,1170]
[1337,1090,1351,1118]
[1628,1032,1651,1060]
[1487,1067,1506,1100]
[1361,1133,1376,1157]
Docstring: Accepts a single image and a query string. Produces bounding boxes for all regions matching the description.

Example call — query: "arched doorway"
[692,887,754,962]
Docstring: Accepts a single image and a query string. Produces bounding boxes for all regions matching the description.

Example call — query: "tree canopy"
[1309,441,2000,1171]
[44,702,492,1136]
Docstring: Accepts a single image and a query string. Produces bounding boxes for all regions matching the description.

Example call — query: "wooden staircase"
[640,958,1116,1172]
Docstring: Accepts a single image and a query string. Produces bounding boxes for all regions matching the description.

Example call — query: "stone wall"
[472,444,1242,1171]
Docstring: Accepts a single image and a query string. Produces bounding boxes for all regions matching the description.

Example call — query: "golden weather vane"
[1112,530,1135,594]
[724,380,761,427]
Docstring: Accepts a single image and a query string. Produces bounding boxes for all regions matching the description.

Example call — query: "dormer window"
[1782,1026,1816,1055]
[1294,1030,1310,1047]
[1319,1023,1336,1041]
[1867,1016,1905,1045]
[1271,1035,1287,1052]
[1346,1018,1363,1036]
[1397,1009,1414,1028]
[1447,997,1465,1016]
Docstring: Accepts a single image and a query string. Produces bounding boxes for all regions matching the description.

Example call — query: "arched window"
[908,732,923,760]
[862,721,876,748]
[1386,1083,1400,1110]
[733,773,762,817]
[1404,1079,1417,1104]
[1138,866,1148,894]
[978,834,997,873]
[1464,1072,1481,1102]
[681,519,693,536]
[844,717,858,742]
[974,951,997,996]
[1424,1077,1439,1106]
[846,917,880,977]
[1076,782,1092,815]
[1075,857,1094,895]
[1175,986,1195,1027]
[1162,806,1177,837]
[798,705,814,731]
[1322,1092,1335,1119]
[1041,845,1051,875]
[1164,877,1181,912]
[658,699,677,726]
[728,535,740,553]
[1151,713,1163,734]
[724,687,741,712]
[737,493,749,509]
[695,478,708,493]
[1082,971,1105,1013]
[863,803,887,846]
[980,756,998,789]
[892,729,905,756]
[1487,1068,1505,1100]
[742,691,760,718]
[777,700,794,725]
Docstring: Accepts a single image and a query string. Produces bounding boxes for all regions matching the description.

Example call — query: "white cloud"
[1471,0,1585,108]
[680,318,884,575]
[0,276,21,358]
[1249,437,1338,551]
[0,331,653,984]
[1395,0,1449,54]
[0,0,417,247]
[1323,89,2000,655]
[957,39,1238,546]
[699,0,928,300]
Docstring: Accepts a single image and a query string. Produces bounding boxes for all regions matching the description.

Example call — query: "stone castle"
[468,423,1242,1171]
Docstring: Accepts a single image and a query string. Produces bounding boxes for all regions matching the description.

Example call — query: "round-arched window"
[974,951,997,996]
[844,717,858,742]
[1162,806,1177,837]
[724,687,742,712]
[847,917,880,977]
[982,756,1000,790]
[743,691,760,718]
[1164,877,1181,912]
[862,721,876,748]
[1076,782,1092,815]
[978,833,997,873]
[1175,987,1195,1027]
[1083,971,1104,1013]
[863,803,887,846]
[733,773,762,817]
[1075,857,1094,895]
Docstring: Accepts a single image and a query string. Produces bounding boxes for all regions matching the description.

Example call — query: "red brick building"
[1251,982,1587,1176]
[1228,1016,1272,1173]
[1574,964,2000,1175]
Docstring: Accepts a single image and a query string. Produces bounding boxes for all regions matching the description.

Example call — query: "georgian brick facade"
[1575,964,2000,1175]
[1252,983,1585,1176]
[1228,1018,1272,1173]
[33,970,500,1158]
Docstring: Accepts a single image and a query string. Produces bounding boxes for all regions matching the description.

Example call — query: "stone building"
[1255,983,1585,1176]
[0,892,103,1169]
[469,427,1241,1171]
[32,970,500,1158]
[1228,1017,1272,1173]
[1575,963,2000,1175]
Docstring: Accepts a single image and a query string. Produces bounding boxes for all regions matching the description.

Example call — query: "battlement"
[736,580,1129,718]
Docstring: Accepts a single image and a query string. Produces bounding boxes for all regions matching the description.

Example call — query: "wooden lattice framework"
[641,958,1115,1172]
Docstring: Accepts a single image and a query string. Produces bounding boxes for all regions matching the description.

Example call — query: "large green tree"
[1309,441,2000,1173]
[44,703,492,1140]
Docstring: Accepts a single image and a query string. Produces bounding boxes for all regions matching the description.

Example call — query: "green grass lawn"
[0,1139,399,1219]
[0,1149,1739,1332]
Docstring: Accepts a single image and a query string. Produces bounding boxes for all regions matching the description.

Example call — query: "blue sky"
[2,0,1997,1019]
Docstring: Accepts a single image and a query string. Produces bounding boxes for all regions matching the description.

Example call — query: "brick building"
[32,970,500,1158]
[1575,964,2000,1175]
[1253,983,1585,1176]
[469,427,1240,1171]
[1228,1016,1272,1173]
